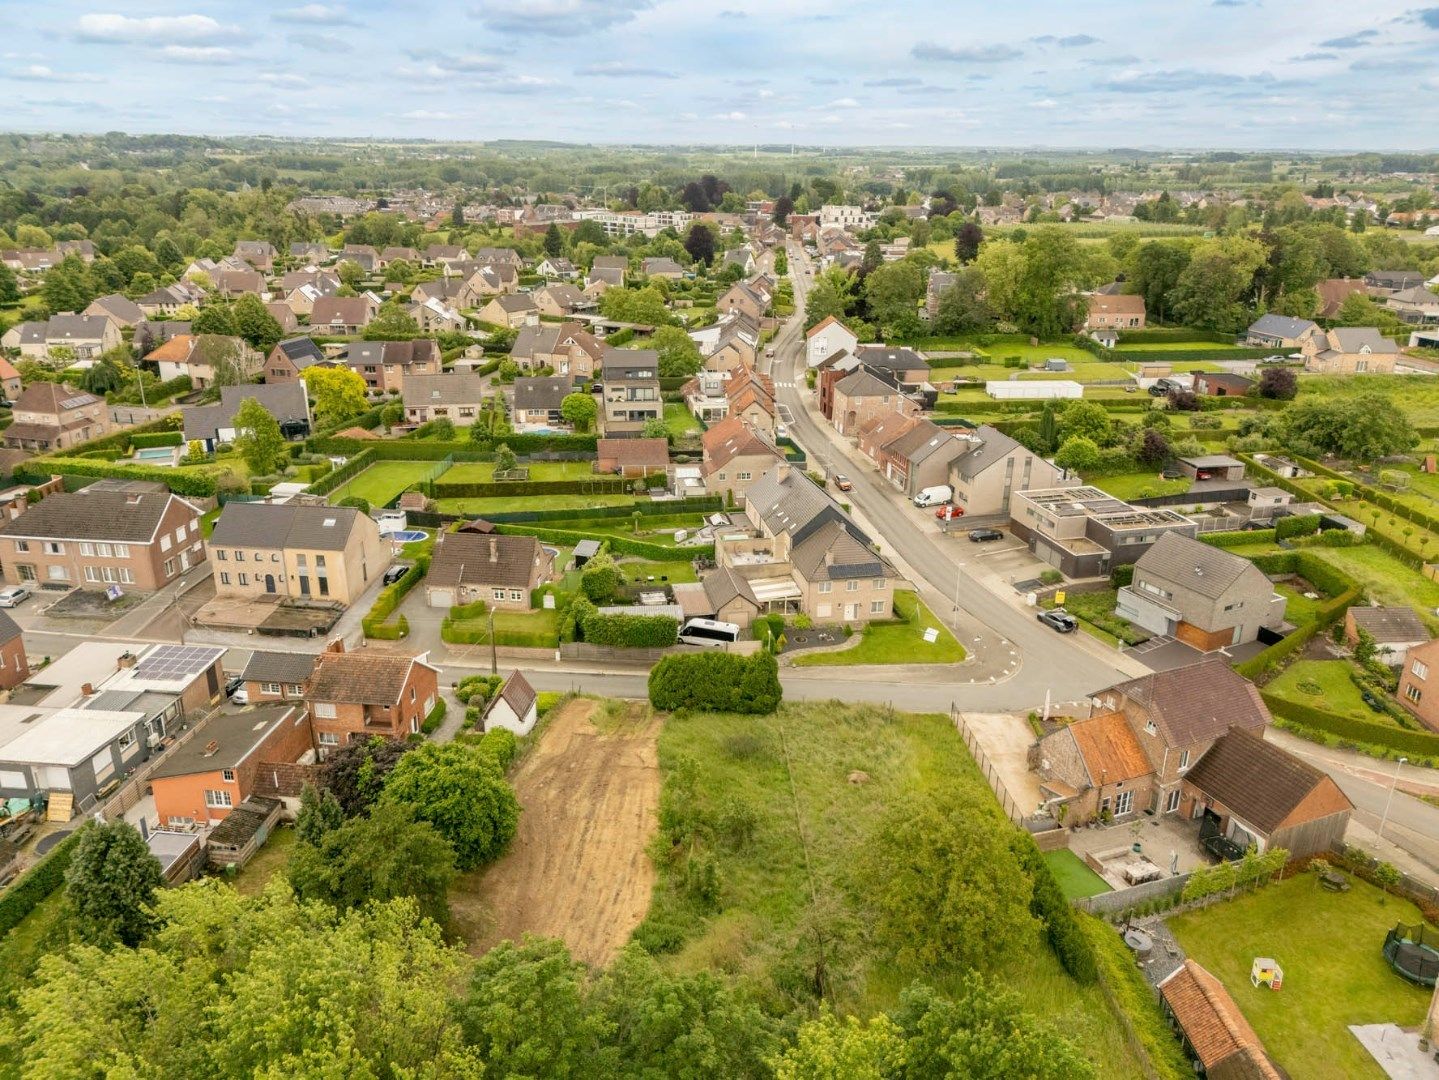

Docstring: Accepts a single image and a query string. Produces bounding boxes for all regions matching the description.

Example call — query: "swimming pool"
[134,447,176,465]
[388,530,427,544]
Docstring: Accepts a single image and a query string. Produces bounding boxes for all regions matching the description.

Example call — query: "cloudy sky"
[4,1,1438,149]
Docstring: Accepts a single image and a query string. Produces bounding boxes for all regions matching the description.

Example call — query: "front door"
[264,573,276,594]
[180,551,190,571]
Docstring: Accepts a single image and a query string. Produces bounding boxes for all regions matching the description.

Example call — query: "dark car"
[968,528,1004,543]
[224,675,243,698]
[383,564,410,586]
[1161,464,1183,480]
[1361,690,1387,713]
[1037,608,1079,633]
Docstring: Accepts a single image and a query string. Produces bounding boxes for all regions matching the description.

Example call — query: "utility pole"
[488,607,497,675]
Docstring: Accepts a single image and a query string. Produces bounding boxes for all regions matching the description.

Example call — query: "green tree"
[863,258,926,336]
[1055,401,1112,446]
[0,261,19,304]
[684,222,717,266]
[863,792,1038,974]
[302,365,369,426]
[1125,241,1190,324]
[363,304,423,340]
[382,741,520,871]
[318,735,411,816]
[1054,435,1102,473]
[1011,228,1087,338]
[190,303,239,337]
[494,442,518,473]
[63,821,164,947]
[295,782,345,845]
[231,396,286,475]
[79,354,128,394]
[642,416,670,440]
[193,334,249,387]
[229,293,283,350]
[544,223,565,258]
[772,1010,905,1080]
[599,286,677,326]
[931,266,994,334]
[287,800,457,925]
[561,391,598,433]
[1035,402,1059,454]
[336,259,366,288]
[580,552,624,603]
[1279,394,1417,462]
[953,220,984,264]
[652,324,703,377]
[41,254,96,314]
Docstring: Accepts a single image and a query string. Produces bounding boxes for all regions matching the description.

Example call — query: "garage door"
[428,587,455,608]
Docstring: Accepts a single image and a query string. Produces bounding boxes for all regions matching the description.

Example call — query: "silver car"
[0,585,31,608]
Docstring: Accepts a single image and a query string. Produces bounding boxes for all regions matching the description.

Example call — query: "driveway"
[962,711,1044,814]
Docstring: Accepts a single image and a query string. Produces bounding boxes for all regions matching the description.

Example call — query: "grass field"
[1169,874,1431,1079]
[1273,582,1326,627]
[329,461,437,507]
[437,493,637,515]
[1089,472,1192,501]
[1224,541,1439,624]
[1264,659,1402,726]
[791,590,966,666]
[664,402,702,438]
[442,460,596,483]
[444,606,560,648]
[230,825,298,896]
[618,558,699,584]
[1043,850,1111,900]
[1297,373,1439,425]
[648,703,1147,1075]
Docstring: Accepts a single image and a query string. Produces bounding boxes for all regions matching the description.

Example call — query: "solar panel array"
[134,644,221,681]
[60,395,94,409]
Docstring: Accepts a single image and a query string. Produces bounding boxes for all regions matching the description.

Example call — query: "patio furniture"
[1319,870,1351,892]
[1121,859,1163,886]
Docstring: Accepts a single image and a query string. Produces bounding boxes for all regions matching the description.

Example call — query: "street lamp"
[1377,756,1408,843]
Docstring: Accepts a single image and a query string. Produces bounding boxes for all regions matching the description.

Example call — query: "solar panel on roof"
[134,644,221,680]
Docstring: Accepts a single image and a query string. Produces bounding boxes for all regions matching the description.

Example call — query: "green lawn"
[1043,849,1111,900]
[792,590,966,666]
[1264,660,1402,725]
[1315,545,1439,621]
[230,824,297,896]
[565,514,708,547]
[1273,583,1326,627]
[664,402,702,438]
[1169,874,1432,1079]
[444,606,560,648]
[649,703,1146,1076]
[1089,472,1192,501]
[329,461,437,507]
[436,493,638,515]
[442,460,597,483]
[618,558,699,584]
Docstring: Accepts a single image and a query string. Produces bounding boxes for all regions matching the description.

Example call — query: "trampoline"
[1383,922,1439,986]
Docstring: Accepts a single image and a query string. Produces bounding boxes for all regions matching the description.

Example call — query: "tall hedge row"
[306,447,378,497]
[129,431,185,449]
[430,477,644,499]
[579,609,679,648]
[1199,528,1277,548]
[361,553,429,640]
[1010,831,1097,984]
[648,651,782,714]
[1262,693,1439,757]
[0,825,87,938]
[14,457,220,497]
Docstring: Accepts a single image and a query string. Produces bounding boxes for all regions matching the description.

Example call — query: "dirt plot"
[453,698,660,967]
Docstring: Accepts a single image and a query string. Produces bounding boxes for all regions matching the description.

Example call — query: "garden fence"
[950,706,1062,840]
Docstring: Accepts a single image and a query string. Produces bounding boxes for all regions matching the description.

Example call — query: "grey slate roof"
[486,293,537,314]
[428,531,546,590]
[855,345,930,373]
[274,336,325,368]
[1183,726,1346,834]
[790,519,892,582]
[702,565,759,611]
[209,503,362,551]
[1347,605,1429,644]
[1247,314,1317,339]
[1328,327,1398,354]
[1134,533,1259,600]
[601,349,660,378]
[242,650,318,685]
[513,376,571,412]
[183,383,310,441]
[345,339,438,367]
[0,608,22,645]
[87,294,144,324]
[402,371,487,408]
[834,370,897,398]
[0,486,186,543]
[149,705,299,779]
[951,425,1024,480]
[745,463,871,549]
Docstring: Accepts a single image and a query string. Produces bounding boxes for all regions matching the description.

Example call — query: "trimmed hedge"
[648,652,782,714]
[0,824,87,938]
[1275,513,1322,540]
[361,553,429,640]
[1261,693,1439,757]
[421,698,447,735]
[306,448,377,497]
[1010,832,1097,984]
[495,523,713,561]
[483,496,722,525]
[130,431,185,449]
[1233,552,1360,679]
[14,457,221,497]
[1199,528,1277,548]
[430,476,649,499]
[579,608,678,648]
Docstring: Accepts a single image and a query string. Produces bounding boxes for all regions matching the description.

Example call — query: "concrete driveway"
[962,711,1045,815]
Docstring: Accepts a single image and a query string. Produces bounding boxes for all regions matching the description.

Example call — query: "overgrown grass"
[1297,373,1439,425]
[1089,472,1192,501]
[229,824,297,896]
[645,703,1146,1075]
[1169,873,1431,1080]
[790,590,966,666]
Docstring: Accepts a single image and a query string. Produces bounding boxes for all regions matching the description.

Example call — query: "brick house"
[2,383,112,453]
[1344,606,1429,666]
[830,370,919,437]
[511,321,605,379]
[1084,293,1146,331]
[145,334,262,389]
[1302,327,1399,374]
[478,293,539,329]
[425,531,555,610]
[310,294,380,335]
[0,609,29,690]
[0,480,205,591]
[725,369,776,437]
[344,339,442,395]
[512,376,573,431]
[207,502,387,607]
[265,336,327,382]
[875,419,972,498]
[701,417,783,506]
[1396,637,1439,732]
[305,641,441,750]
[857,411,921,464]
[596,437,669,477]
[149,704,314,827]
[239,650,318,705]
[1194,372,1254,397]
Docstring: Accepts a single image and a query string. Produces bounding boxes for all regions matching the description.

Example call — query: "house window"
[238,573,249,586]
[1413,660,1429,681]
[870,600,886,614]
[222,769,235,782]
[85,567,100,583]
[410,686,417,702]
[205,790,233,809]
[262,682,281,694]
[846,580,859,592]
[80,542,94,556]
[220,572,231,585]
[1144,720,1156,736]
[117,730,136,752]
[315,703,337,719]
[1165,789,1181,813]
[318,732,339,746]
[1115,790,1134,815]
[47,565,68,581]
[234,550,244,562]
[13,541,27,553]
[159,535,171,552]
[737,471,751,481]
[98,543,113,557]
[163,558,175,577]
[509,589,523,601]
[44,541,64,555]
[493,588,506,601]
[872,578,886,590]
[1179,750,1190,770]
[287,684,304,695]
[818,582,831,594]
[114,544,129,558]
[15,565,34,582]
[1406,684,1422,703]
[216,550,227,561]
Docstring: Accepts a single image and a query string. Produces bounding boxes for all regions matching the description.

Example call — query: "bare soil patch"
[452,698,660,967]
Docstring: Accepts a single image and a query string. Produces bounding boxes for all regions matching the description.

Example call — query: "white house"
[805,315,859,369]
[483,670,538,736]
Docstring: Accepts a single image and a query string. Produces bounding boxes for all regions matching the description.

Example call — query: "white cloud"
[577,61,678,79]
[824,96,860,108]
[273,4,358,25]
[404,109,459,120]
[474,0,653,36]
[257,73,310,87]
[75,13,242,44]
[160,46,241,63]
[7,65,102,83]
[715,110,748,120]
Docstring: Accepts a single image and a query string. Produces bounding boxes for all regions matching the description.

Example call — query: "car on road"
[383,564,410,586]
[0,585,31,608]
[1037,608,1079,633]
[833,474,853,492]
[968,527,1003,542]
[935,505,964,521]
[764,346,775,358]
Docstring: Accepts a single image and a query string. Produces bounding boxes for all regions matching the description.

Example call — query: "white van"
[913,485,953,508]
[678,618,740,647]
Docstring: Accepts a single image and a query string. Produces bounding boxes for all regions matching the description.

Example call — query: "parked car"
[833,475,853,492]
[1161,464,1183,479]
[968,528,1004,542]
[231,684,250,705]
[383,564,409,586]
[1037,608,1079,633]
[935,505,965,521]
[224,676,243,698]
[0,585,31,608]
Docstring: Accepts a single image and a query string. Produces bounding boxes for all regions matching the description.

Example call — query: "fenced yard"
[328,461,449,507]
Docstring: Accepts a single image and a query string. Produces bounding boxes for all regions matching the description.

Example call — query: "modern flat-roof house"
[403,371,489,426]
[182,382,312,453]
[511,376,573,431]
[1009,486,1196,579]
[946,425,1069,517]
[1343,605,1429,666]
[0,480,205,591]
[701,417,784,506]
[1117,533,1285,650]
[600,350,663,436]
[1245,314,1321,350]
[1303,327,1400,374]
[425,531,554,610]
[305,641,440,750]
[2,382,112,453]
[149,704,314,828]
[207,502,387,607]
[345,339,442,395]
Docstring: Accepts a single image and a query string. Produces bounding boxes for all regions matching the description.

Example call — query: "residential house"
[0,609,29,690]
[1158,961,1283,1080]
[682,371,731,424]
[309,294,380,335]
[595,437,669,477]
[207,502,386,606]
[945,425,1068,517]
[482,670,538,736]
[641,257,685,280]
[701,313,761,376]
[510,321,604,379]
[471,247,523,268]
[805,316,857,371]
[532,283,594,318]
[1194,372,1254,397]
[410,295,467,334]
[264,336,327,382]
[149,704,313,828]
[1365,269,1428,294]
[0,479,205,590]
[1037,659,1271,823]
[239,650,317,706]
[265,303,300,336]
[599,350,662,436]
[722,248,756,276]
[422,244,472,267]
[1397,637,1439,732]
[305,641,440,748]
[458,263,520,302]
[1303,327,1399,374]
[1009,486,1197,578]
[1085,293,1146,332]
[511,376,573,431]
[344,339,442,394]
[83,293,145,329]
[856,411,921,465]
[816,349,861,420]
[379,246,420,268]
[402,371,489,426]
[1344,606,1429,666]
[1315,277,1369,319]
[701,417,784,506]
[830,369,919,437]
[534,257,578,279]
[875,419,973,498]
[716,281,767,322]
[425,531,554,610]
[145,334,261,389]
[1,314,121,361]
[1245,314,1322,350]
[726,368,777,436]
[338,245,379,273]
[136,281,205,318]
[854,345,931,390]
[478,293,539,329]
[1179,726,1352,858]
[589,255,629,289]
[1384,286,1439,326]
[209,268,265,298]
[183,382,312,453]
[289,242,331,263]
[2,383,112,452]
[233,241,277,271]
[1116,532,1285,649]
[131,320,191,356]
[410,277,467,307]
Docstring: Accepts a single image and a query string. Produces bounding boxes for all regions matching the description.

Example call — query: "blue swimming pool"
[134,447,176,464]
[388,530,427,544]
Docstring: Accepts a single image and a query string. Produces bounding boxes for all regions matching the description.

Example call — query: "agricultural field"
[328,461,438,507]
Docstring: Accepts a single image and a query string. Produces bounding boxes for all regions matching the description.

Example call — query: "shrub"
[420,698,446,735]
[1109,564,1134,589]
[362,552,430,640]
[1080,915,1191,1080]
[1010,832,1097,984]
[130,431,185,449]
[0,825,87,937]
[336,496,370,515]
[648,652,781,714]
[1275,513,1321,540]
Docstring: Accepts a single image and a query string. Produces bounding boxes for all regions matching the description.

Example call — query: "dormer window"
[1144,720,1156,736]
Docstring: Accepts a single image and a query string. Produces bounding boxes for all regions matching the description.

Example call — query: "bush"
[1200,528,1277,548]
[15,457,220,497]
[0,824,87,937]
[571,597,678,648]
[1080,915,1191,1080]
[648,652,781,714]
[1274,513,1321,540]
[1011,832,1097,984]
[336,496,370,515]
[1261,693,1439,757]
[129,431,185,449]
[306,447,378,496]
[1108,564,1134,589]
[420,698,446,735]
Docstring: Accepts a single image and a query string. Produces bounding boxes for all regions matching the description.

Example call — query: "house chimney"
[824,552,834,567]
[116,653,137,670]
[776,462,792,483]
[325,638,346,655]
[80,682,94,697]
[489,538,499,563]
